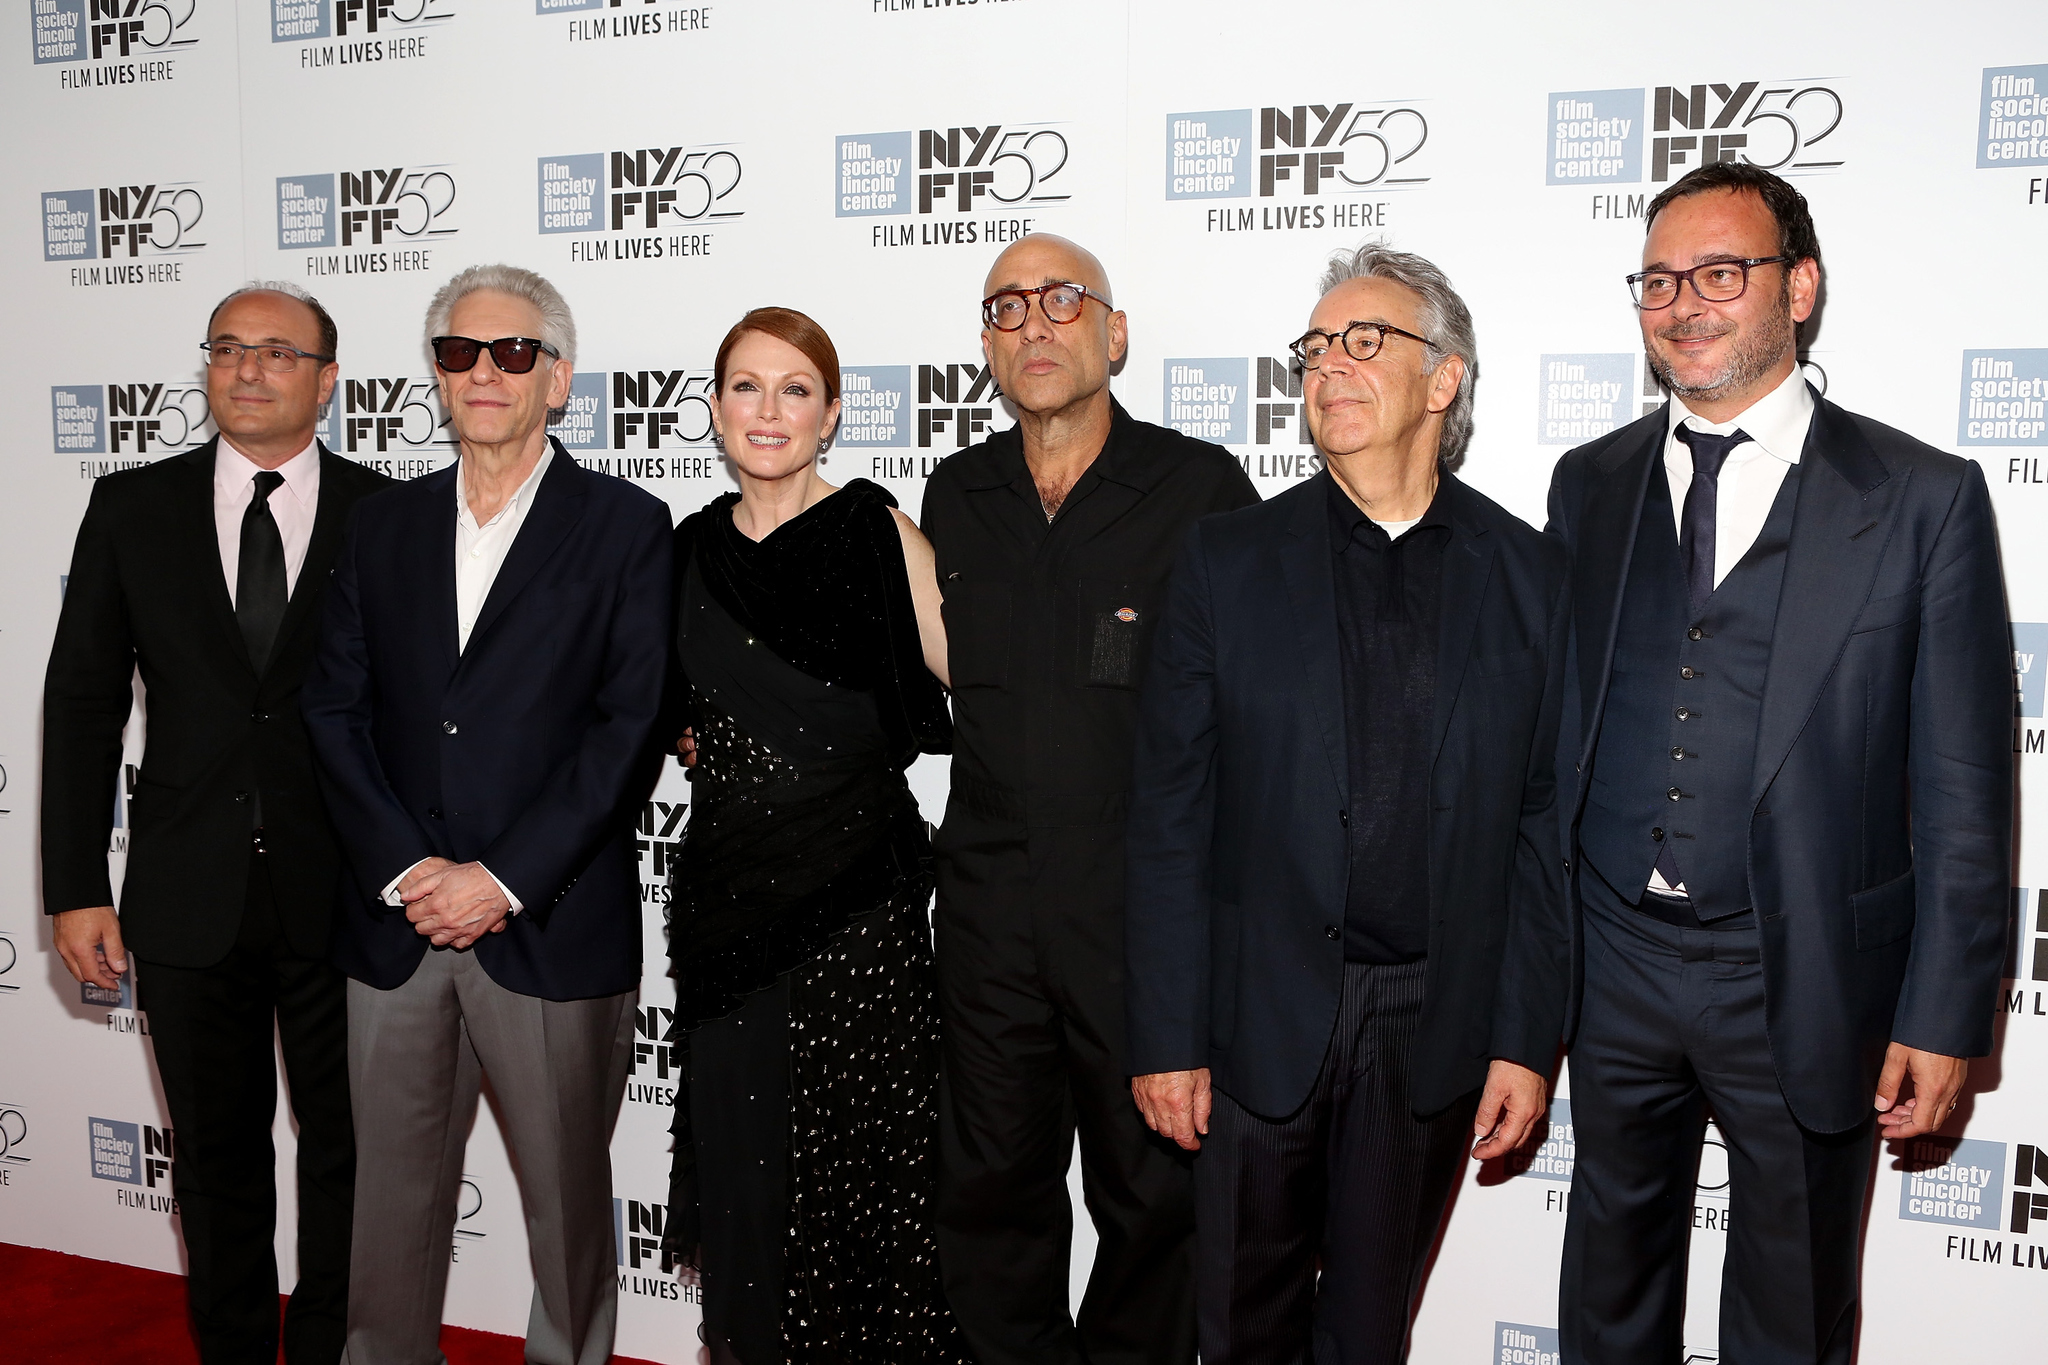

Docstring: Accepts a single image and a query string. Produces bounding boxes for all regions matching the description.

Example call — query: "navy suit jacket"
[303,441,673,1001]
[1549,391,2012,1133]
[1125,470,1572,1119]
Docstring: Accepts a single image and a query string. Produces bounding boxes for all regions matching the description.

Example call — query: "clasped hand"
[400,857,511,950]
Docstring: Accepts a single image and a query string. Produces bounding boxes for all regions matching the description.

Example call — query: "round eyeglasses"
[201,341,333,373]
[1288,320,1437,370]
[982,282,1113,331]
[430,336,559,375]
[1626,256,1788,310]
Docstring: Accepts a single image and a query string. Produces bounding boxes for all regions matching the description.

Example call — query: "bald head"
[983,233,1114,306]
[978,232,1126,427]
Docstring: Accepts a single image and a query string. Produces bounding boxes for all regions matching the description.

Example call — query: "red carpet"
[0,1241,667,1364]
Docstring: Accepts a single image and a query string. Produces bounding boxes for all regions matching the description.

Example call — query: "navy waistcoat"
[1580,457,1803,921]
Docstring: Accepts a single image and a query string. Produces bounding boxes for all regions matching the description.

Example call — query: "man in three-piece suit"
[44,281,391,1364]
[1126,243,1572,1365]
[1550,163,2010,1364]
[301,264,672,1365]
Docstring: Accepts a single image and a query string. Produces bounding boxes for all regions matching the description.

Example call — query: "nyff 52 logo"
[1545,79,1843,188]
[271,0,452,43]
[835,123,1070,218]
[1165,101,1430,202]
[51,382,213,455]
[43,184,205,260]
[31,0,198,64]
[538,147,743,234]
[276,167,456,249]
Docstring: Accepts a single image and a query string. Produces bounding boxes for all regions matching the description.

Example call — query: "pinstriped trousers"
[1194,960,1477,1365]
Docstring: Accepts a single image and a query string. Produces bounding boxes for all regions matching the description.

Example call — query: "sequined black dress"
[664,481,964,1365]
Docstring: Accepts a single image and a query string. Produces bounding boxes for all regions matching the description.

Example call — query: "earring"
[817,439,830,454]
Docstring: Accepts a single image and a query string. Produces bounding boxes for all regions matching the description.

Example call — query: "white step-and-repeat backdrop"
[4,2,2046,1361]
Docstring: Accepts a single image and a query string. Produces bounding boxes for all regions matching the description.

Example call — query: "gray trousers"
[340,947,636,1365]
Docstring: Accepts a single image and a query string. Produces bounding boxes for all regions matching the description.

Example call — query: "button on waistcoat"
[1580,458,1802,921]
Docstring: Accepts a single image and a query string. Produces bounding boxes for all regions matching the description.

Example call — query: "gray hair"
[209,279,338,360]
[424,263,577,367]
[1317,241,1478,466]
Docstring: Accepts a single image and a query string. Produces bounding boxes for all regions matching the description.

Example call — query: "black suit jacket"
[1549,392,2012,1134]
[42,439,394,967]
[1125,470,1572,1118]
[302,442,673,1002]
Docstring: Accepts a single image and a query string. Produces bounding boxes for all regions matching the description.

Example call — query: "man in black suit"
[44,281,391,1364]
[1125,243,1570,1365]
[302,264,671,1365]
[1549,163,2011,1364]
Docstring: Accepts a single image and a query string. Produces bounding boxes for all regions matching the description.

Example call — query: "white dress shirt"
[1647,366,1815,897]
[215,439,320,604]
[380,448,555,915]
[1661,365,1815,589]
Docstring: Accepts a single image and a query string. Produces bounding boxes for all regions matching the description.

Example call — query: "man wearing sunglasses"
[1125,243,1570,1364]
[44,281,391,1364]
[920,233,1257,1365]
[303,264,672,1365]
[1548,163,2009,1363]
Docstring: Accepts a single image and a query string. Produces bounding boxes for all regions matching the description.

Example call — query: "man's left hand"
[404,862,513,950]
[1875,1043,1968,1139]
[1471,1059,1550,1161]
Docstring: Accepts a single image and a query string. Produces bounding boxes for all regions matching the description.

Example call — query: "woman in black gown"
[663,306,965,1364]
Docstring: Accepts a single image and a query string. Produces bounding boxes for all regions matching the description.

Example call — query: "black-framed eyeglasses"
[430,335,559,375]
[1626,256,1788,310]
[982,282,1113,331]
[201,340,334,373]
[1288,320,1436,370]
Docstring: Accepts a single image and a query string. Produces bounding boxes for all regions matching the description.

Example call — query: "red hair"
[713,306,841,404]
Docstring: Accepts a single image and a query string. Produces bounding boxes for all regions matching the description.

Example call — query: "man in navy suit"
[1125,244,1571,1364]
[303,264,672,1365]
[1549,163,2010,1364]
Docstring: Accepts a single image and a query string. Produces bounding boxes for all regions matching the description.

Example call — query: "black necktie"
[237,470,289,672]
[1674,425,1751,618]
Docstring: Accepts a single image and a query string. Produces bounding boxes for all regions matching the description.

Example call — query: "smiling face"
[205,290,337,457]
[435,288,572,448]
[1638,187,1818,413]
[1300,275,1461,463]
[711,329,840,482]
[979,233,1127,419]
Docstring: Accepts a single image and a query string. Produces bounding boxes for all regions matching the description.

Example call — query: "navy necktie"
[237,470,289,673]
[1674,425,1751,618]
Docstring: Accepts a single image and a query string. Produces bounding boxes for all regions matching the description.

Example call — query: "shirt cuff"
[479,864,525,915]
[381,858,433,907]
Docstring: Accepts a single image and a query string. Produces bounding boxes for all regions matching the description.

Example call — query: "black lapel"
[1572,415,1666,771]
[1277,477,1348,807]
[177,438,256,678]
[390,463,462,681]
[1750,394,1900,800]
[1429,474,1495,763]
[460,441,590,661]
[263,443,352,678]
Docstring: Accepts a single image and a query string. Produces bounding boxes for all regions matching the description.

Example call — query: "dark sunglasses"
[430,335,560,375]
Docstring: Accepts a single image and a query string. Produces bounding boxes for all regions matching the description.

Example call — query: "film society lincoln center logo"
[1958,351,2047,470]
[1979,65,2048,170]
[30,0,197,80]
[1897,1135,2048,1264]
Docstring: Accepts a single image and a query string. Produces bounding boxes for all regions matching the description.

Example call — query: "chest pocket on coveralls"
[943,579,1013,688]
[1077,578,1159,689]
